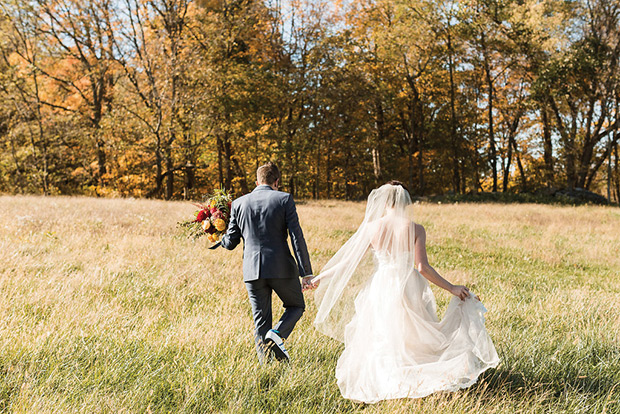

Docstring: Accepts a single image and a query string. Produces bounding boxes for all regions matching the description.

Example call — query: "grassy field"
[0,195,619,413]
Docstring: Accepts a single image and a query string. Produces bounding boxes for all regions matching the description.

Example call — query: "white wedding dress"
[335,252,498,403]
[313,184,499,404]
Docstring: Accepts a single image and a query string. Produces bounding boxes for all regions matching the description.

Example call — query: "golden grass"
[0,195,619,413]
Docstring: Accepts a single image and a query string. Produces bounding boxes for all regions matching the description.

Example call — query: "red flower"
[196,209,208,222]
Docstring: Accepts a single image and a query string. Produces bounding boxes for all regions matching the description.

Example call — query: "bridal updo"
[386,180,408,192]
[384,180,411,208]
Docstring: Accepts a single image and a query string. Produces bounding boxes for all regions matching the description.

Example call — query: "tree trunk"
[289,172,296,198]
[92,77,107,186]
[399,110,415,194]
[566,144,577,189]
[417,132,425,195]
[512,138,527,192]
[608,133,613,202]
[232,156,250,194]
[224,137,233,190]
[410,88,425,195]
[31,74,49,195]
[481,33,497,192]
[407,141,414,194]
[154,144,163,198]
[502,111,523,192]
[184,162,194,200]
[326,139,332,199]
[8,131,25,192]
[549,96,577,188]
[34,104,49,195]
[165,145,174,200]
[447,30,460,193]
[217,134,224,188]
[614,141,619,203]
[473,134,482,192]
[373,98,385,184]
[96,135,107,185]
[314,138,320,199]
[541,103,554,188]
[585,133,619,190]
[502,136,513,192]
[577,137,597,189]
[403,69,425,195]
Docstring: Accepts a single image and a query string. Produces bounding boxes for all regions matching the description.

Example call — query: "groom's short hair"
[257,162,280,185]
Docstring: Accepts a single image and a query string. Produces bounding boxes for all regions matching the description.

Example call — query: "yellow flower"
[214,218,227,231]
[202,220,211,231]
[210,200,216,208]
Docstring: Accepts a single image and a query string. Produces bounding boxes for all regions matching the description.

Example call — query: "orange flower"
[207,234,216,243]
[202,219,211,231]
[214,218,227,231]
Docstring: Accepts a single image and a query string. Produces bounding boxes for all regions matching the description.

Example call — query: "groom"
[218,162,315,363]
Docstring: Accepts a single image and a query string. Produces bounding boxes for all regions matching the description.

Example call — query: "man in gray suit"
[219,162,315,363]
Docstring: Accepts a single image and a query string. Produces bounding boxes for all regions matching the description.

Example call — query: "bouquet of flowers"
[179,189,233,245]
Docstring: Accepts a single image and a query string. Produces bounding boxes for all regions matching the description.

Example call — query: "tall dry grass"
[0,195,619,413]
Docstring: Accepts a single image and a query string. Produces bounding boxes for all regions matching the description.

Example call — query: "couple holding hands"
[215,162,498,404]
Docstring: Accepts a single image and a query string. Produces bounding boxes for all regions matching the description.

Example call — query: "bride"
[310,181,499,404]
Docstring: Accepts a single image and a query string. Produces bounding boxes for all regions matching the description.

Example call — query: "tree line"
[0,0,619,201]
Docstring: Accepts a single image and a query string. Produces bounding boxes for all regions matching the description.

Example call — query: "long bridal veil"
[312,183,499,403]
[313,184,416,341]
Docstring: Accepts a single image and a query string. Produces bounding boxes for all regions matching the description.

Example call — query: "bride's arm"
[414,224,470,301]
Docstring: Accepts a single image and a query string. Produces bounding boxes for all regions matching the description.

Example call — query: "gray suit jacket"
[220,185,313,282]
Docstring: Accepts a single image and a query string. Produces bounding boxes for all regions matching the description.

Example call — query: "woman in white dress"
[311,181,499,404]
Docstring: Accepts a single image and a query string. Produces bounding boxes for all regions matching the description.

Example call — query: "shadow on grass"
[470,360,620,403]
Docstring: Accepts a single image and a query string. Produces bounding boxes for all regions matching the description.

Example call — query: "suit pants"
[245,277,305,362]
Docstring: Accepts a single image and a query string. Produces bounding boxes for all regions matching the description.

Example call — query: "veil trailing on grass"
[312,183,415,341]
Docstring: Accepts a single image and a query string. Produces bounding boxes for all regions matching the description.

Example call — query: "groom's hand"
[302,276,318,291]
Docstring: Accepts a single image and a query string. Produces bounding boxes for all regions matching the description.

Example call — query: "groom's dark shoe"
[265,329,290,362]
